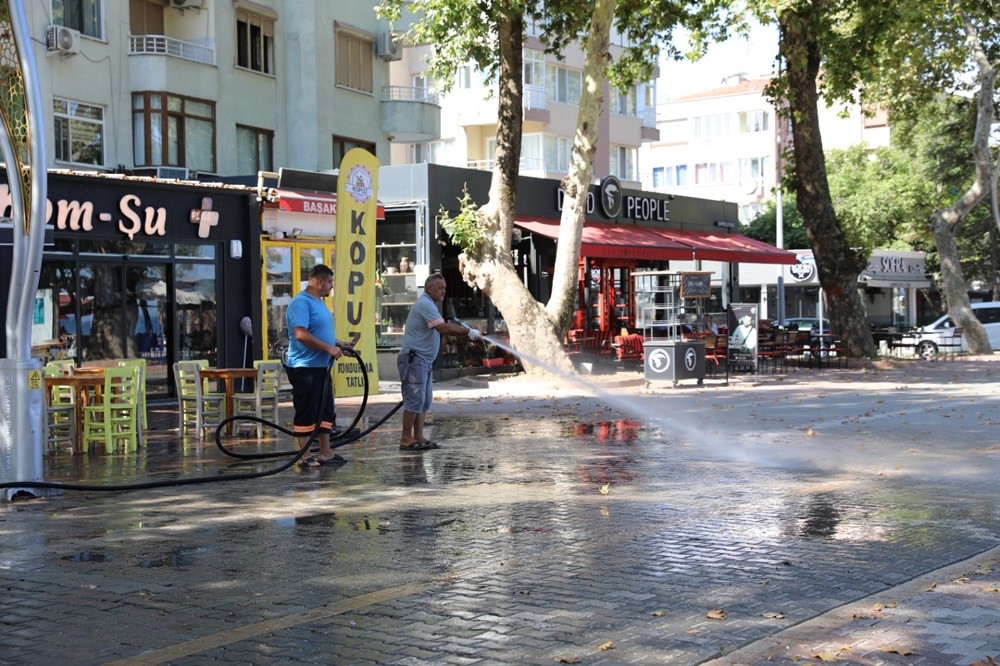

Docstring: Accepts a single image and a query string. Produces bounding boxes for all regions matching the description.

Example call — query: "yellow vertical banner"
[333,148,381,397]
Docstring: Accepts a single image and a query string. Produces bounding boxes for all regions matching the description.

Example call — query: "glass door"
[261,240,333,360]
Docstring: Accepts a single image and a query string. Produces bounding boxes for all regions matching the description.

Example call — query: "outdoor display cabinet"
[633,270,710,386]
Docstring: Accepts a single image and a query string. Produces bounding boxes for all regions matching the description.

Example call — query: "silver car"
[897,302,1000,359]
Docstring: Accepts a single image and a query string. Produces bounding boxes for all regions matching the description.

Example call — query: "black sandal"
[399,442,431,451]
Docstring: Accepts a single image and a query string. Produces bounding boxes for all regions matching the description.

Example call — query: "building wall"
[24,0,390,176]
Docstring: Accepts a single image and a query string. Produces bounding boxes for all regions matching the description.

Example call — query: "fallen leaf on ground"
[599,641,614,651]
[554,657,581,664]
[952,577,971,584]
[600,506,610,517]
[651,610,665,617]
[872,602,897,610]
[685,627,701,635]
[878,645,914,655]
[806,427,816,436]
[925,581,937,591]
[706,608,727,620]
[852,610,882,620]
[969,657,997,666]
[811,651,839,662]
[983,585,1000,593]
[599,483,610,495]
[762,611,786,619]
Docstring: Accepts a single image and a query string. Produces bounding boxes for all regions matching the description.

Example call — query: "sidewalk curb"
[709,543,1000,664]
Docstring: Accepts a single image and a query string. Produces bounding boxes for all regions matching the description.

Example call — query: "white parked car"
[897,302,1000,360]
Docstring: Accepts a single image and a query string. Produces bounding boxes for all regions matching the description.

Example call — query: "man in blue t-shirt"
[285,264,351,466]
[397,273,482,451]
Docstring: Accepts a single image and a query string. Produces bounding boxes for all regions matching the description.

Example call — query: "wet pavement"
[2,358,1000,664]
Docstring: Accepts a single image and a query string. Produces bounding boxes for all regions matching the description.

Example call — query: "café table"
[44,371,105,452]
[198,367,259,436]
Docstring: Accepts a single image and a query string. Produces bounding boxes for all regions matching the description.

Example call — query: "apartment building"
[387,21,659,187]
[29,0,398,177]
[641,73,890,224]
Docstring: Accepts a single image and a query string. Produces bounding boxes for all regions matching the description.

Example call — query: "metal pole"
[0,0,53,499]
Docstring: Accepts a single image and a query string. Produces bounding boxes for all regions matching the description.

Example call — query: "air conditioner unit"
[376,31,402,62]
[170,0,204,9]
[46,25,80,55]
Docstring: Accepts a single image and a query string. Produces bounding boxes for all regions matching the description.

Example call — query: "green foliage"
[743,192,810,249]
[438,185,487,254]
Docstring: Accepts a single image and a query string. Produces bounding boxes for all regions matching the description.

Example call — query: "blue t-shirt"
[285,290,335,368]
[400,293,444,362]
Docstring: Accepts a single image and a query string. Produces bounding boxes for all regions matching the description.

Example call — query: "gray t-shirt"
[400,293,444,362]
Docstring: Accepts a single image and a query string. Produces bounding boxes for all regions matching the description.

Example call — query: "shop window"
[236,124,273,173]
[132,92,216,172]
[53,0,103,39]
[375,217,417,348]
[54,98,105,167]
[235,7,275,75]
[335,29,373,94]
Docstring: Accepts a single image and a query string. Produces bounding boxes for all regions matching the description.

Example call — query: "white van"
[898,302,1000,359]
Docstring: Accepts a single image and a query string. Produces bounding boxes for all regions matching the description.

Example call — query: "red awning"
[514,218,796,265]
[270,189,385,219]
[650,228,797,264]
[515,218,694,261]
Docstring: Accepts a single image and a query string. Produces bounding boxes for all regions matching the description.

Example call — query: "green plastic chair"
[117,359,148,438]
[173,361,225,439]
[82,365,140,454]
[42,364,76,451]
[232,360,283,438]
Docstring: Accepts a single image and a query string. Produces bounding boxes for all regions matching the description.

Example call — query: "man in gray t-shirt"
[397,273,482,451]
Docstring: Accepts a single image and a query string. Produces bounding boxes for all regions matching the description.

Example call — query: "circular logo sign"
[684,347,698,371]
[647,348,671,374]
[599,175,623,218]
[789,260,815,282]
[345,164,374,204]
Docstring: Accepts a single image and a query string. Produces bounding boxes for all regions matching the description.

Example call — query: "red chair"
[611,334,644,363]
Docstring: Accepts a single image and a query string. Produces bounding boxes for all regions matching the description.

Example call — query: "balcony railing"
[382,85,440,105]
[129,34,215,65]
[523,84,547,111]
[640,107,657,128]
[467,157,546,174]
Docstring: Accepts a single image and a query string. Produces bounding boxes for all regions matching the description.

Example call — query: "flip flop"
[399,442,431,451]
[419,440,440,449]
[300,454,345,467]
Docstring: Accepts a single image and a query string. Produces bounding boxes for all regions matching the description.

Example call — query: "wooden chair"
[705,334,728,375]
[42,364,75,451]
[82,366,140,454]
[232,360,283,438]
[173,361,225,439]
[117,359,147,438]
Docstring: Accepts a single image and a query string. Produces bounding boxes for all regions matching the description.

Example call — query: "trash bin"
[643,340,705,385]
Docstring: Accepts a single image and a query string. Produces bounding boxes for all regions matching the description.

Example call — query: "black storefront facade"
[377,163,794,368]
[0,170,261,400]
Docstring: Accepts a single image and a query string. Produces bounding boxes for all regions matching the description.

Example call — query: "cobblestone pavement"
[2,359,999,665]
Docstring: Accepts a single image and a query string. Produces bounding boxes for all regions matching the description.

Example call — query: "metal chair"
[82,366,140,454]
[173,361,225,439]
[937,327,963,360]
[232,360,284,438]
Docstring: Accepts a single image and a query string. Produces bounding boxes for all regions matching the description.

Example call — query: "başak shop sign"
[0,182,225,241]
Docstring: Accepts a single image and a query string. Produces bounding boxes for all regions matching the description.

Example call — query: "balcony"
[523,84,549,123]
[640,107,660,142]
[467,157,546,177]
[129,34,215,65]
[128,34,217,97]
[381,86,442,143]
